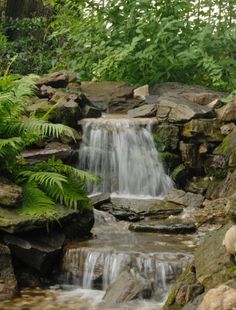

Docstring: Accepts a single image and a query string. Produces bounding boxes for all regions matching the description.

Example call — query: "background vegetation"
[1,0,235,92]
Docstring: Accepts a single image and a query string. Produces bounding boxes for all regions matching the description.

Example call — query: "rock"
[171,164,189,187]
[195,223,236,290]
[198,285,236,310]
[133,85,149,100]
[206,170,236,199]
[204,155,228,176]
[93,209,117,227]
[22,142,74,164]
[0,205,94,237]
[103,269,153,304]
[127,103,157,118]
[38,85,56,98]
[0,244,17,300]
[223,225,236,255]
[81,81,135,111]
[36,70,77,88]
[4,232,65,274]
[90,193,110,208]
[221,123,236,136]
[164,189,204,208]
[217,97,236,122]
[99,199,183,221]
[150,82,223,105]
[185,177,211,195]
[0,178,22,208]
[179,141,199,169]
[213,128,236,167]
[155,95,213,123]
[153,124,179,151]
[159,152,181,171]
[129,218,196,234]
[109,98,143,114]
[82,105,102,118]
[27,98,52,115]
[207,98,224,110]
[182,119,223,142]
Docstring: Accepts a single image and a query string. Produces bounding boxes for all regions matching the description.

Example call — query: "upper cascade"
[78,116,173,198]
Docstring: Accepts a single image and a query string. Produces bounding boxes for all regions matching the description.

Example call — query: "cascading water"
[78,117,173,197]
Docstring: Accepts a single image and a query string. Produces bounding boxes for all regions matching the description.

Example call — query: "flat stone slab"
[129,218,196,234]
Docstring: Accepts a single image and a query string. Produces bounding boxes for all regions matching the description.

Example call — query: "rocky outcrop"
[197,285,236,310]
[36,70,78,89]
[0,244,17,301]
[0,178,22,208]
[103,269,153,304]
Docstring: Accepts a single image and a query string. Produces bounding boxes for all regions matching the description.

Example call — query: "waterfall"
[62,247,188,302]
[78,117,173,197]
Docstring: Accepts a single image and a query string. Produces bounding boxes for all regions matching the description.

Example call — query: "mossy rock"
[160,152,181,171]
[153,124,179,152]
[171,164,189,187]
[213,128,236,167]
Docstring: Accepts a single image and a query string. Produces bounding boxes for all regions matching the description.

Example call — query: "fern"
[19,182,59,218]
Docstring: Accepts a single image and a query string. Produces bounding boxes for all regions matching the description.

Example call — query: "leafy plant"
[0,74,96,218]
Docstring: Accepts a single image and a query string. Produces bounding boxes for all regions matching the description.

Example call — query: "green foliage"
[0,17,55,75]
[0,74,95,218]
[49,0,236,92]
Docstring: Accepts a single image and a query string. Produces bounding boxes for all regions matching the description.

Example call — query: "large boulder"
[103,269,153,304]
[0,177,22,208]
[198,285,236,310]
[150,82,223,106]
[213,128,236,167]
[182,119,223,142]
[0,205,94,238]
[0,244,17,300]
[80,81,135,111]
[217,97,236,122]
[155,95,213,123]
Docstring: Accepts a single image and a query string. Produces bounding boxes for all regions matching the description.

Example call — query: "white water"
[78,117,173,197]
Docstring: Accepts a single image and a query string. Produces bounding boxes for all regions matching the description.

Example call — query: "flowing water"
[0,116,198,309]
[78,117,173,197]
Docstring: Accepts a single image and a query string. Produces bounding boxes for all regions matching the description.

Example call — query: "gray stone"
[103,269,153,304]
[164,189,204,208]
[4,232,65,274]
[221,123,236,136]
[0,244,17,300]
[82,105,102,118]
[127,104,157,118]
[133,85,149,100]
[217,97,236,122]
[0,177,22,208]
[36,70,77,88]
[155,95,213,123]
[22,142,73,164]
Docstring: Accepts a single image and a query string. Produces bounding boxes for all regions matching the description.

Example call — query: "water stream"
[78,117,173,197]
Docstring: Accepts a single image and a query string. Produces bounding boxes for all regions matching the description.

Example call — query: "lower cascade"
[78,117,173,197]
[62,246,189,303]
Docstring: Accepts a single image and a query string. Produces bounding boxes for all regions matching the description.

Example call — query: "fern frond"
[12,75,38,105]
[0,137,23,158]
[16,171,68,190]
[19,182,59,218]
[22,118,76,140]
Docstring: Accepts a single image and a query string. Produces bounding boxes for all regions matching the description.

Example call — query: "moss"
[160,152,180,171]
[171,164,188,186]
[153,133,167,152]
[214,129,236,167]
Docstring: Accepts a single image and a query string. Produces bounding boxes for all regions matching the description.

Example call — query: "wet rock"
[4,232,65,274]
[22,142,74,164]
[155,95,213,123]
[103,269,153,304]
[109,98,143,114]
[171,164,189,187]
[0,177,22,207]
[133,85,149,100]
[81,81,135,111]
[36,70,77,89]
[127,104,157,118]
[213,128,236,167]
[195,223,236,290]
[165,189,204,209]
[94,209,117,227]
[90,193,110,208]
[182,119,223,142]
[198,285,236,310]
[217,97,236,122]
[204,155,228,176]
[185,177,211,195]
[151,82,223,105]
[153,124,179,151]
[82,105,102,118]
[0,244,17,300]
[179,141,200,169]
[0,205,94,237]
[100,198,184,221]
[129,218,196,234]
